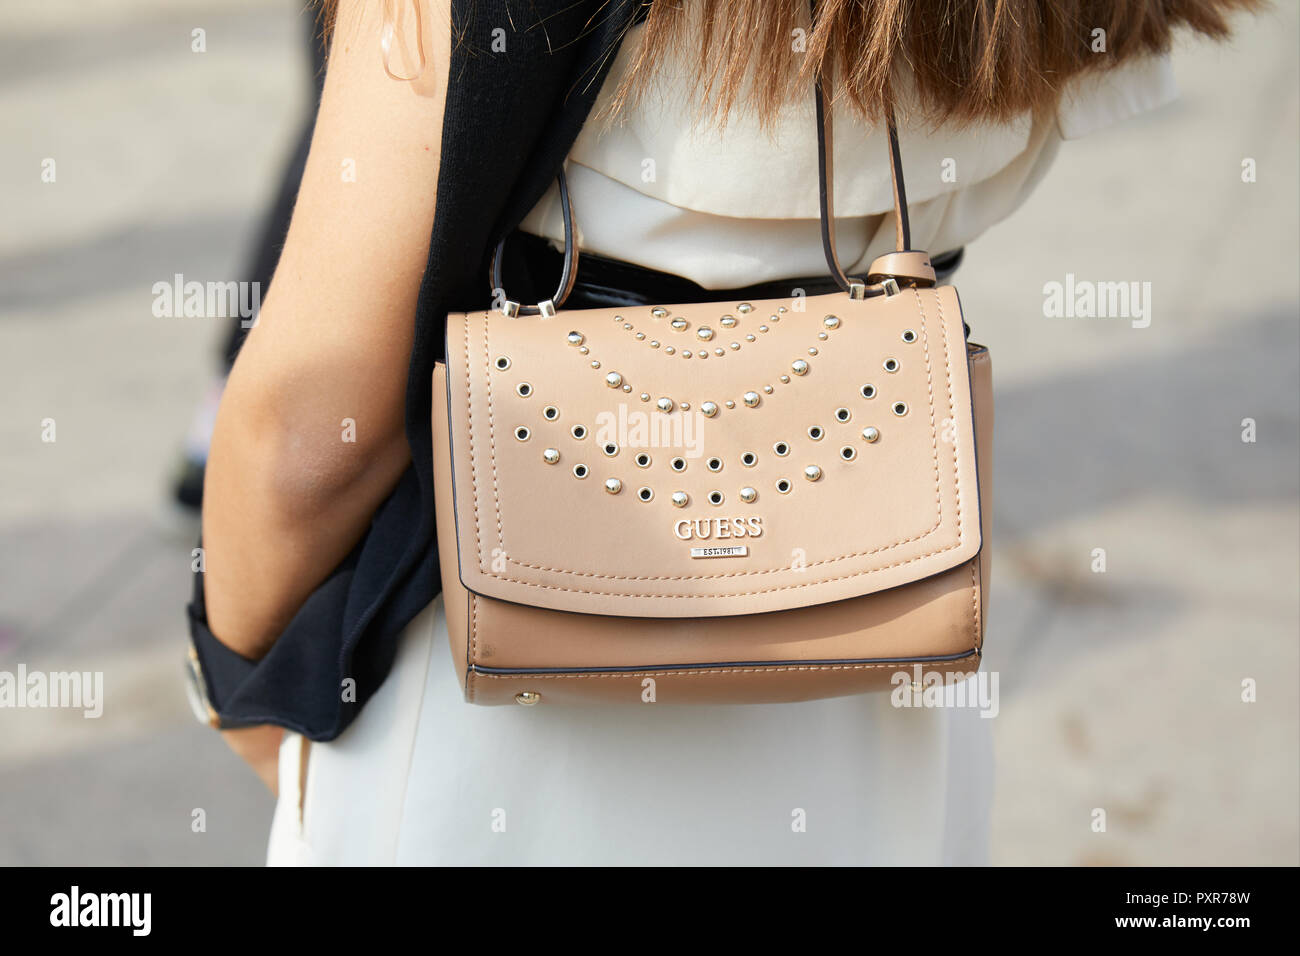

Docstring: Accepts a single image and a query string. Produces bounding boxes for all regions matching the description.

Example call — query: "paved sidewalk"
[1,0,1296,865]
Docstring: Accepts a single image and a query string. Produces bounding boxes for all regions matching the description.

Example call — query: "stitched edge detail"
[459,289,971,595]
[469,654,981,680]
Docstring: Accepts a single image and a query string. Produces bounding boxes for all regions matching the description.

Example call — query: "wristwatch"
[184,644,221,728]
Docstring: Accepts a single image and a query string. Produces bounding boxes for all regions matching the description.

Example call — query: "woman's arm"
[201,0,450,786]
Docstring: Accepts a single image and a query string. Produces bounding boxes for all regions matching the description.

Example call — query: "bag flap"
[438,286,980,617]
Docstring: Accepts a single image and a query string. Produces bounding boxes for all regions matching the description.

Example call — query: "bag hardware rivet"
[622,384,633,392]
[776,478,792,494]
[566,331,584,346]
[571,424,587,439]
[538,300,556,318]
[516,382,533,397]
[840,446,857,461]
[835,407,851,422]
[590,360,600,369]
[656,397,674,412]
[804,465,823,482]
[739,487,757,503]
[823,315,840,329]
[808,426,823,440]
[680,402,691,411]
[651,307,669,318]
[495,355,511,370]
[714,348,725,356]
[779,375,790,384]
[758,325,769,333]
[671,318,689,331]
[737,302,753,313]
[542,448,560,464]
[697,327,714,341]
[763,385,773,394]
[604,478,622,495]
[649,341,660,349]
[635,332,646,340]
[720,315,737,328]
[745,334,756,342]
[515,692,542,706]
[862,426,881,443]
[683,350,693,358]
[671,491,690,508]
[741,452,757,466]
[605,372,623,388]
[724,400,736,409]
[808,347,819,355]
[743,391,761,407]
[792,360,809,375]
[639,393,651,402]
[514,426,530,441]
[884,358,899,372]
[622,323,633,330]
[579,346,589,354]
[637,487,654,502]
[892,402,908,417]
[572,463,588,479]
[861,384,876,399]
[773,441,789,456]
[818,332,828,340]
[544,405,559,420]
[665,346,676,355]
[635,453,652,468]
[730,342,741,350]
[602,442,619,457]
[902,329,917,343]
[708,491,725,505]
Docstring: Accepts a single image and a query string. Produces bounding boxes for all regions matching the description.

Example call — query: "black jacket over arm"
[187,0,645,739]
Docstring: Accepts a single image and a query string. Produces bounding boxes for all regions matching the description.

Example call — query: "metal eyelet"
[635,452,652,468]
[670,457,687,472]
[516,382,533,397]
[840,445,857,461]
[741,452,757,467]
[706,457,723,472]
[834,407,851,423]
[861,384,876,399]
[883,358,899,373]
[494,355,511,370]
[514,426,530,441]
[572,463,589,479]
[901,329,917,343]
[775,478,792,494]
[570,424,587,440]
[892,402,908,417]
[602,441,619,457]
[637,486,654,502]
[543,405,559,421]
[707,490,724,506]
[773,441,790,457]
[807,426,824,441]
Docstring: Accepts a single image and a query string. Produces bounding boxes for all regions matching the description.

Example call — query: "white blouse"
[520,25,1178,289]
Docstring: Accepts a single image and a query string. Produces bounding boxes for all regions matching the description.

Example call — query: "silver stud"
[725,400,736,409]
[640,393,651,402]
[566,331,584,346]
[683,350,693,358]
[823,315,841,330]
[665,346,675,355]
[743,391,761,407]
[649,341,660,349]
[635,332,646,340]
[902,329,917,343]
[763,385,773,394]
[656,397,674,412]
[605,371,623,388]
[622,384,632,392]
[605,478,623,495]
[779,375,790,384]
[622,322,633,330]
[804,465,823,482]
[671,491,689,508]
[739,486,757,503]
[714,348,724,356]
[759,325,769,333]
[818,332,828,340]
[737,302,754,313]
[701,402,719,418]
[862,426,880,443]
[808,347,819,355]
[792,359,809,376]
[590,361,600,369]
[495,355,512,370]
[542,448,560,464]
[670,318,689,331]
[680,402,691,411]
[579,346,589,354]
[745,334,756,342]
[720,315,737,328]
[515,691,542,706]
[651,307,669,318]
[697,327,714,341]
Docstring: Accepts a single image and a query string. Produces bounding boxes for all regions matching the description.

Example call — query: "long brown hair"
[322,0,1262,127]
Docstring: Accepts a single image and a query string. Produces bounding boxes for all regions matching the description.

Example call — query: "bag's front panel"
[442,286,980,618]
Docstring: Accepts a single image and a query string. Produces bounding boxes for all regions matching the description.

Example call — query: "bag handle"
[489,9,934,315]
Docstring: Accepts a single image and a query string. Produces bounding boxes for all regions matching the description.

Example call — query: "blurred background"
[1,0,1296,865]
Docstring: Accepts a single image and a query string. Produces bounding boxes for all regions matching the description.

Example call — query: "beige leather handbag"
[432,76,991,706]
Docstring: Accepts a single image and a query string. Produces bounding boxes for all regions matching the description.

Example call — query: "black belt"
[510,231,963,310]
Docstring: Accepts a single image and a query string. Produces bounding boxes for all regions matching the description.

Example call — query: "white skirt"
[267,597,993,865]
